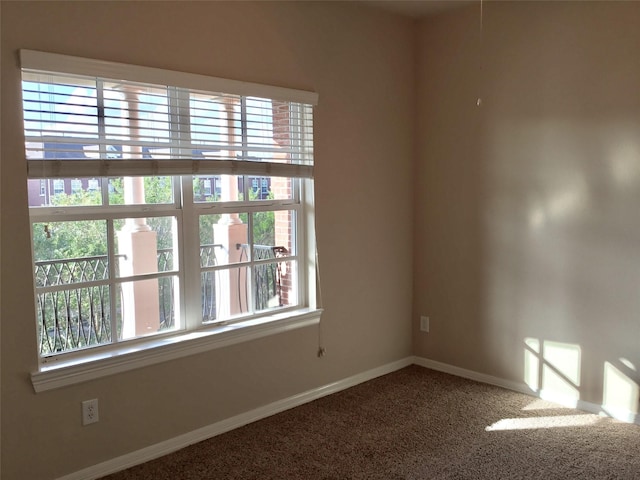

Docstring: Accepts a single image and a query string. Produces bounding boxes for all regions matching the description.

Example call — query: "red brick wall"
[272,101,293,305]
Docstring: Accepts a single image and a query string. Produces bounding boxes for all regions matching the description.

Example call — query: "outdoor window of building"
[21,50,319,383]
[203,178,212,196]
[52,179,64,195]
[70,178,82,194]
[87,178,99,191]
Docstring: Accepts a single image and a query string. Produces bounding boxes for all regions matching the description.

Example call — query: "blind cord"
[316,245,325,358]
[314,180,325,358]
[477,0,484,108]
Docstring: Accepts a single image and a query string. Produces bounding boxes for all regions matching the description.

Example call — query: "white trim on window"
[31,308,322,392]
[23,52,321,389]
[20,50,318,106]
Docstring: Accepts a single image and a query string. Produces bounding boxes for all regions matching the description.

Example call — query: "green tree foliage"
[33,219,107,261]
[252,209,275,246]
[244,188,275,247]
[33,176,278,263]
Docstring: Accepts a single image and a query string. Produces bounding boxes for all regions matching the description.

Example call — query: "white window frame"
[22,50,321,392]
[52,178,64,195]
[70,178,82,193]
[87,178,99,191]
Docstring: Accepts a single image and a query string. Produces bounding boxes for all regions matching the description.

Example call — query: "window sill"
[31,308,322,393]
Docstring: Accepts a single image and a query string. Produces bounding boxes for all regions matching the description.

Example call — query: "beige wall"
[414,1,640,408]
[0,2,414,478]
[5,0,640,478]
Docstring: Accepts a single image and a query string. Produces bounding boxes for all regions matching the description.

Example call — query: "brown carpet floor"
[101,365,640,479]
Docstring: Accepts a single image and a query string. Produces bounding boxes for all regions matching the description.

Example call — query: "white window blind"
[21,50,317,179]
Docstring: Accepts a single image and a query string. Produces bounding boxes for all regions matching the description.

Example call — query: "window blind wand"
[477,0,484,108]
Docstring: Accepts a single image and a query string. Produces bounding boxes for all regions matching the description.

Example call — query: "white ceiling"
[361,0,475,18]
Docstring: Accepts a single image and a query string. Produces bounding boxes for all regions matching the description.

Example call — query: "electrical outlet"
[420,315,430,333]
[82,398,99,426]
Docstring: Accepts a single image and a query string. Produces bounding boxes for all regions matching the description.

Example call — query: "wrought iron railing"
[200,244,219,322]
[35,255,113,355]
[156,248,176,331]
[34,244,283,356]
[246,244,279,311]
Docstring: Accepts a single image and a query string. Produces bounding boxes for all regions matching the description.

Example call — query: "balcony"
[34,244,282,356]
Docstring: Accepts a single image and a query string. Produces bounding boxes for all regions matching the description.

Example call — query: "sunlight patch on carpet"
[485,414,601,431]
[522,398,571,411]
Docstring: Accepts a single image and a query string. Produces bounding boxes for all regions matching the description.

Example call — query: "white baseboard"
[412,357,534,396]
[58,355,639,479]
[57,357,414,480]
[412,356,640,426]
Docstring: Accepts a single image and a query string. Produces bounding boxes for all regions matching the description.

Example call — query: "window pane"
[190,92,241,151]
[201,261,298,322]
[28,178,104,207]
[103,83,171,157]
[198,213,221,264]
[254,260,297,311]
[193,175,245,203]
[116,276,179,340]
[244,176,294,201]
[37,285,113,356]
[108,176,174,205]
[245,97,273,152]
[22,75,99,140]
[32,220,107,263]
[194,175,295,203]
[114,216,177,277]
[202,266,249,322]
[158,275,178,331]
[252,210,295,256]
[32,219,111,356]
[193,175,220,202]
[200,214,249,266]
[252,261,278,311]
[201,269,217,322]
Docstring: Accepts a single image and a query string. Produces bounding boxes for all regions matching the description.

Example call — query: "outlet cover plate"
[82,398,99,425]
[420,316,429,332]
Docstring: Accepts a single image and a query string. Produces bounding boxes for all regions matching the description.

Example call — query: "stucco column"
[214,96,249,317]
[220,96,241,224]
[213,222,249,318]
[118,228,160,338]
[118,87,160,338]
